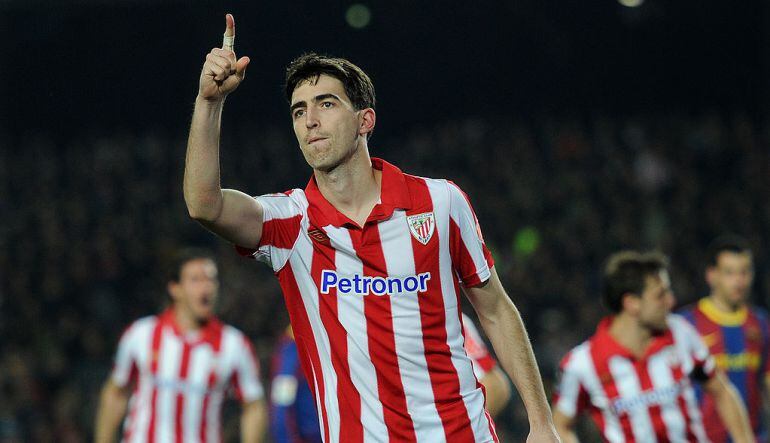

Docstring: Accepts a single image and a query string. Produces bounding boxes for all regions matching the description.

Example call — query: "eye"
[320,101,334,108]
[293,109,305,119]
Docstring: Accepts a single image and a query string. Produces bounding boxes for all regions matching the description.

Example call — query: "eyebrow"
[290,93,342,113]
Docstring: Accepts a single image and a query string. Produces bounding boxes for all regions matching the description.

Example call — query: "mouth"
[307,136,327,144]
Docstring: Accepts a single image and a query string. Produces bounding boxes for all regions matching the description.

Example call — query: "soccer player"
[552,251,753,443]
[269,315,511,443]
[680,236,769,442]
[94,248,267,443]
[183,13,559,443]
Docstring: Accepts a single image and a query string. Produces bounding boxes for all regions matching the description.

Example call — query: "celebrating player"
[680,236,769,442]
[269,315,511,443]
[183,13,558,443]
[94,248,267,443]
[552,251,753,442]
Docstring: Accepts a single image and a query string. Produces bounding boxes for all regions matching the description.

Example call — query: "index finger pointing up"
[222,13,235,51]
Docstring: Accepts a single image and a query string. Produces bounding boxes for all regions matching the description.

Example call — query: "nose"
[665,291,676,310]
[305,107,320,129]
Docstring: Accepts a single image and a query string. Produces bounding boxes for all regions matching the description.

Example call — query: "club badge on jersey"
[407,212,435,245]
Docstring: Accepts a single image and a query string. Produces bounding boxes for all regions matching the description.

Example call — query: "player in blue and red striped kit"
[680,236,770,443]
[270,326,323,443]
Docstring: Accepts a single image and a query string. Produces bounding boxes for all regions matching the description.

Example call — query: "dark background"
[1,0,769,441]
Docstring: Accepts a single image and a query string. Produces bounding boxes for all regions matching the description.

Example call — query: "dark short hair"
[602,251,669,313]
[167,248,216,283]
[707,234,752,267]
[284,52,376,112]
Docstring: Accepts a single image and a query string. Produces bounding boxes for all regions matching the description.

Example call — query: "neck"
[173,305,204,333]
[609,313,654,358]
[708,293,743,313]
[314,144,381,226]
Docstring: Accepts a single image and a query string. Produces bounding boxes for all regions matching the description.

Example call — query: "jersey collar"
[304,157,413,228]
[592,316,675,361]
[160,308,223,346]
[698,297,748,327]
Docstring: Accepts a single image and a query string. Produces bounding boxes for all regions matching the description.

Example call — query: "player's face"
[290,75,365,171]
[707,251,753,308]
[171,258,219,322]
[638,270,675,332]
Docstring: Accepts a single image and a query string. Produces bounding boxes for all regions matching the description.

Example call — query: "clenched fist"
[198,14,250,102]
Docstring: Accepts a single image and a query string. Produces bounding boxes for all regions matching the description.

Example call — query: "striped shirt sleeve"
[674,315,716,380]
[236,191,304,272]
[553,350,589,419]
[110,321,142,388]
[446,181,494,287]
[231,334,265,403]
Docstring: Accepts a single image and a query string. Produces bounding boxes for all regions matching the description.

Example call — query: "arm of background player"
[184,14,264,248]
[465,267,560,442]
[479,366,512,417]
[94,379,130,443]
[553,410,580,443]
[241,399,268,443]
[703,371,755,443]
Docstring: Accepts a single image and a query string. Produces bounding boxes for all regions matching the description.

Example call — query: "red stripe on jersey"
[279,264,331,443]
[175,341,192,443]
[670,364,696,441]
[260,215,303,249]
[349,229,417,442]
[589,341,633,438]
[407,177,477,441]
[123,362,140,442]
[147,320,164,443]
[200,328,222,443]
[310,233,364,442]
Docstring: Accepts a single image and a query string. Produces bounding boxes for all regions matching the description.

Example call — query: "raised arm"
[184,14,264,248]
[464,268,560,442]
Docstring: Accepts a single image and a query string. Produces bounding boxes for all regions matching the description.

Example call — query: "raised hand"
[198,14,250,102]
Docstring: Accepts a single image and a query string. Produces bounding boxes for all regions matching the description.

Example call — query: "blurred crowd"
[1,110,768,441]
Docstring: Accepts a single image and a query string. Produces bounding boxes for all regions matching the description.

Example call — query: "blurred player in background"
[94,248,267,443]
[552,251,753,443]
[184,13,558,442]
[680,236,769,442]
[269,314,511,443]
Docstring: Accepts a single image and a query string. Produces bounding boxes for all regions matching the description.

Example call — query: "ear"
[705,266,716,287]
[167,281,179,302]
[358,108,376,137]
[621,292,640,314]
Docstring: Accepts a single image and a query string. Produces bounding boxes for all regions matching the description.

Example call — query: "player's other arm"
[703,370,755,443]
[241,398,268,443]
[553,411,580,443]
[479,366,511,417]
[464,268,560,443]
[94,379,130,443]
[184,14,264,248]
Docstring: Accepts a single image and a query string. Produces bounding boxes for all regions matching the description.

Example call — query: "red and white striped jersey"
[239,158,498,443]
[553,315,717,443]
[111,309,264,443]
[462,313,498,380]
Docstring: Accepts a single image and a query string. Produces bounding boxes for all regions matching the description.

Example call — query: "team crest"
[407,212,435,245]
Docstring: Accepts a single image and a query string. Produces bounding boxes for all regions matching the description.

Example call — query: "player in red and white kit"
[94,249,267,443]
[552,251,753,443]
[183,14,559,443]
[462,313,512,418]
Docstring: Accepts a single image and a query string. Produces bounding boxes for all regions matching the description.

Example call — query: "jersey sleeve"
[446,181,494,287]
[462,314,497,379]
[235,191,304,272]
[552,351,590,419]
[110,323,141,388]
[675,316,717,381]
[231,335,265,403]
